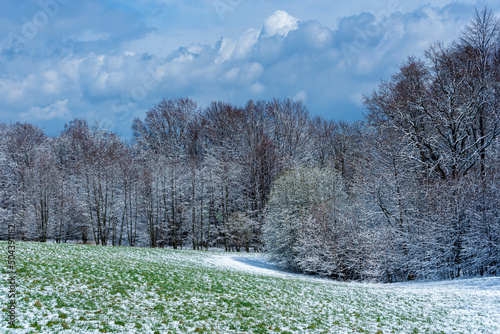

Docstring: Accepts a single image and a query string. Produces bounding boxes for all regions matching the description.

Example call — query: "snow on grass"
[1,241,499,333]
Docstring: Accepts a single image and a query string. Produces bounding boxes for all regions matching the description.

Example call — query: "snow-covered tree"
[264,166,345,270]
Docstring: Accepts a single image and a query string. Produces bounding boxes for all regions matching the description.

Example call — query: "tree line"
[1,8,498,281]
[1,98,330,250]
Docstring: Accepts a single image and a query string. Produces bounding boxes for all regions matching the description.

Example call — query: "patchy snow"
[205,253,303,279]
[1,242,499,333]
[206,252,500,333]
[210,251,500,289]
[392,276,500,291]
[208,252,500,333]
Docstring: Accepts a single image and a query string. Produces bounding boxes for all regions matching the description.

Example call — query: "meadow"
[1,242,499,333]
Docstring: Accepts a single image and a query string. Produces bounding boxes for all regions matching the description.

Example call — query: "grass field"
[1,242,499,333]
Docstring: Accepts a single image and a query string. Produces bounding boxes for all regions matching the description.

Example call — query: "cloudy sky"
[0,0,498,140]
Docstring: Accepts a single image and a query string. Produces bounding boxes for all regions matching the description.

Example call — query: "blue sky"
[0,0,498,140]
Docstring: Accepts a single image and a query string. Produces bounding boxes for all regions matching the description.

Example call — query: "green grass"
[0,241,499,333]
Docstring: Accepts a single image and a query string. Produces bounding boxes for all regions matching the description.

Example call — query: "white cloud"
[0,78,29,102]
[251,82,266,94]
[0,0,497,139]
[216,29,260,63]
[42,70,62,94]
[261,10,299,37]
[21,99,70,121]
[293,90,307,102]
[224,67,240,81]
[240,62,263,82]
[216,37,236,63]
[234,29,260,58]
[78,54,106,84]
[57,58,84,82]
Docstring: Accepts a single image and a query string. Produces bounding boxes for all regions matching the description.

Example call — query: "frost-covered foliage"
[263,165,378,281]
[0,98,308,251]
[264,166,346,271]
[361,8,500,281]
[264,8,500,282]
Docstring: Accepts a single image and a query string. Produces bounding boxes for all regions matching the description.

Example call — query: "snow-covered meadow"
[1,242,499,333]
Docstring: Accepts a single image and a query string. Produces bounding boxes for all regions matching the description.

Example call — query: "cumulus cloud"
[21,99,70,121]
[0,1,497,138]
[216,29,260,63]
[261,10,299,38]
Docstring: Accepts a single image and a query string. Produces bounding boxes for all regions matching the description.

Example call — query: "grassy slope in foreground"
[0,242,499,333]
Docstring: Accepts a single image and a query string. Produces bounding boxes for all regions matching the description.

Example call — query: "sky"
[0,0,498,140]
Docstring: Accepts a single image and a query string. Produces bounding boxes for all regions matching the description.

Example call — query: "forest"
[1,8,499,282]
